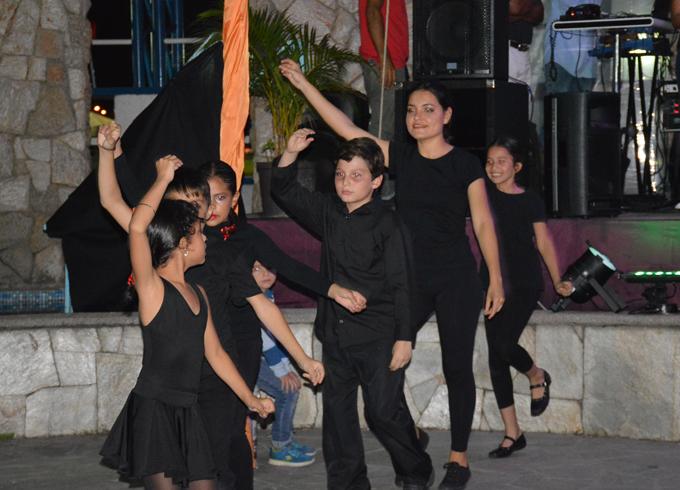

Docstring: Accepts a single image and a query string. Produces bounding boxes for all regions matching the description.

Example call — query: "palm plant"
[196,4,364,157]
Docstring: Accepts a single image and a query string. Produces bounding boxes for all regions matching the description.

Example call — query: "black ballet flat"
[530,370,551,417]
[488,434,527,458]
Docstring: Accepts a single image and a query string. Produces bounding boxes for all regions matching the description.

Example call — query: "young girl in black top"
[97,122,331,490]
[100,155,274,490]
[482,138,572,459]
[280,59,504,490]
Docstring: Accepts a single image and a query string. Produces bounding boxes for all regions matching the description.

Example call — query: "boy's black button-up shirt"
[272,158,417,347]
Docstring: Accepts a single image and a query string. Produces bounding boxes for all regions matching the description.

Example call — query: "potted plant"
[196,5,364,215]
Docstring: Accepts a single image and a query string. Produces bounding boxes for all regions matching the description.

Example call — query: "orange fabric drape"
[220,0,249,192]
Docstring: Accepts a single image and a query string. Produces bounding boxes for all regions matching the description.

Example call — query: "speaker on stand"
[413,0,508,81]
[544,92,623,217]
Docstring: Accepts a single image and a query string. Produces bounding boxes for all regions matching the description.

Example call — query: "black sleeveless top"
[133,278,208,407]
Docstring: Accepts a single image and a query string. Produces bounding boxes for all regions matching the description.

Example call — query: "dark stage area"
[252,212,680,313]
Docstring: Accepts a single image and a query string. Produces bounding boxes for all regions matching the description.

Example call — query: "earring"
[183,249,188,257]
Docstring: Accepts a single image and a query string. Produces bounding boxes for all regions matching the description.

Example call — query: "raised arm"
[279,59,392,166]
[202,288,274,417]
[129,156,183,323]
[247,293,325,385]
[533,222,572,297]
[97,122,133,231]
[468,179,504,318]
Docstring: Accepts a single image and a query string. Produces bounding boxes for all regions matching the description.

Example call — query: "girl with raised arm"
[99,156,274,490]
[280,60,504,490]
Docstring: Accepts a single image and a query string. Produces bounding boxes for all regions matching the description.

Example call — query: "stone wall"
[2,310,679,441]
[0,0,92,291]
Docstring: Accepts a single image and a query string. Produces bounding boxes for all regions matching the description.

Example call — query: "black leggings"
[415,272,483,453]
[484,288,541,410]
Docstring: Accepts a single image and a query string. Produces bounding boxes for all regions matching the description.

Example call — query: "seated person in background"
[252,260,317,468]
[271,130,434,490]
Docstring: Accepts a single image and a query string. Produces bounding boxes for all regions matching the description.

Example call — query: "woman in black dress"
[280,59,504,490]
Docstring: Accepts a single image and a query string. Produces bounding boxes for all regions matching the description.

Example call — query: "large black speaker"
[544,93,622,217]
[395,79,528,165]
[413,0,508,80]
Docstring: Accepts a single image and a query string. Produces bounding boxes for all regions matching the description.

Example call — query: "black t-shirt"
[389,142,485,277]
[480,184,547,292]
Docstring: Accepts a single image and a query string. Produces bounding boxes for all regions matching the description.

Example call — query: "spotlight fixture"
[620,271,679,314]
[551,246,626,312]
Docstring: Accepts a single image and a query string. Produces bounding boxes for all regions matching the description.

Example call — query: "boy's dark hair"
[147,199,200,269]
[488,137,525,166]
[197,160,238,194]
[164,167,211,203]
[336,137,384,179]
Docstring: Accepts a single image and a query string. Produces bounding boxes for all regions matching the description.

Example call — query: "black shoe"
[402,469,435,490]
[438,462,470,490]
[395,430,431,487]
[530,370,552,417]
[488,433,527,458]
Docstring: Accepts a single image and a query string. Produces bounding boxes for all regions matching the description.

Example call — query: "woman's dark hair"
[336,137,384,179]
[164,167,211,204]
[407,80,453,142]
[147,199,200,269]
[488,137,525,165]
[197,160,238,226]
[124,199,200,302]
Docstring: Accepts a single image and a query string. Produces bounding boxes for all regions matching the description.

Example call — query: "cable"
[377,0,392,140]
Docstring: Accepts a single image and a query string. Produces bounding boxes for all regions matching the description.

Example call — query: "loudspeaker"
[545,92,622,217]
[395,79,529,165]
[413,0,508,80]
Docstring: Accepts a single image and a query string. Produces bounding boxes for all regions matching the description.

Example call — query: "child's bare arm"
[534,222,573,296]
[97,122,133,231]
[247,293,325,385]
[203,289,274,417]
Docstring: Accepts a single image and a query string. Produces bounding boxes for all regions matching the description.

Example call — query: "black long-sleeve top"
[221,204,334,342]
[271,157,417,347]
[185,234,262,364]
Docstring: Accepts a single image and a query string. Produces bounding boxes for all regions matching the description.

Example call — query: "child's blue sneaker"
[289,440,317,456]
[268,443,315,467]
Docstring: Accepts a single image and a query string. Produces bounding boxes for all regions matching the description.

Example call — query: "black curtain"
[46,43,224,311]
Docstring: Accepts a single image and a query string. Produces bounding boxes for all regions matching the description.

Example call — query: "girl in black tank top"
[100,158,273,490]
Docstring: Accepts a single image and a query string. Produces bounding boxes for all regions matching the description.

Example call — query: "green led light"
[635,271,644,276]
[647,272,654,275]
[656,271,664,275]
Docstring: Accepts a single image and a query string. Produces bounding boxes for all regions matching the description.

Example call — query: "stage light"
[100,109,107,115]
[93,105,101,111]
[620,271,679,313]
[551,246,626,312]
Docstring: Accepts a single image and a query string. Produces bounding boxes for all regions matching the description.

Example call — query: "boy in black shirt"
[271,129,433,490]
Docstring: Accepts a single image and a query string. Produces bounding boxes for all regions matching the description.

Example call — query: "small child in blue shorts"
[251,260,317,468]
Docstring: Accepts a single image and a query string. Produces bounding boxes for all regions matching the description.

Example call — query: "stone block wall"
[0,0,92,291]
[2,310,679,441]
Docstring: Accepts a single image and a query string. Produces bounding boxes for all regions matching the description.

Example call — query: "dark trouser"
[484,288,541,410]
[415,271,483,453]
[322,339,432,490]
[198,336,262,490]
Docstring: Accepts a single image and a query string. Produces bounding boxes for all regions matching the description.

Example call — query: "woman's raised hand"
[98,122,121,150]
[279,59,307,89]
